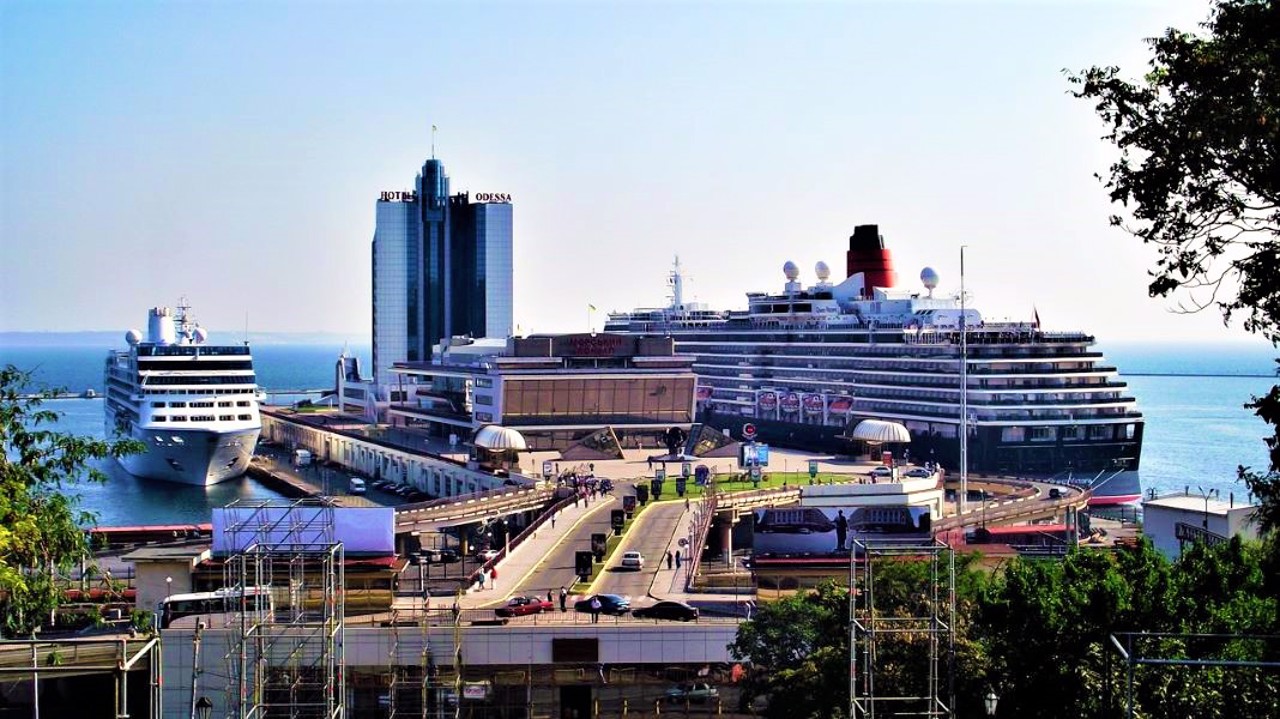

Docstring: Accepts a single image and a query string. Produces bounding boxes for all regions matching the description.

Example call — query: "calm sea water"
[0,340,1275,525]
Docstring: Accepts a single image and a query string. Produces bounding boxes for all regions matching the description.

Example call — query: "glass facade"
[500,376,695,426]
[372,199,418,387]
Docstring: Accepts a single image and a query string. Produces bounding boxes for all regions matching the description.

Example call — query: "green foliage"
[733,540,1277,719]
[0,365,143,637]
[1069,0,1280,540]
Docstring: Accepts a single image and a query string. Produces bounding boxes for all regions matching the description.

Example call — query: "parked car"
[495,595,553,618]
[903,467,932,478]
[418,548,459,564]
[632,600,698,622]
[1048,487,1063,499]
[665,683,719,704]
[573,594,631,615]
[619,551,644,571]
[869,466,893,478]
[475,549,500,562]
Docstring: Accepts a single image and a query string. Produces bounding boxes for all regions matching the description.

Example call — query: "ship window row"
[854,399,1137,422]
[1001,424,1133,442]
[143,374,256,386]
[136,345,250,357]
[697,367,1118,393]
[692,351,1107,375]
[141,388,257,395]
[679,338,1095,358]
[137,360,253,371]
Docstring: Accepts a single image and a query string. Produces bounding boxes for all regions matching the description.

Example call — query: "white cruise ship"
[605,225,1144,505]
[104,305,262,485]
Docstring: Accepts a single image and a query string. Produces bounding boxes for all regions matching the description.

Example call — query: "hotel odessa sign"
[474,192,512,203]
[379,190,417,202]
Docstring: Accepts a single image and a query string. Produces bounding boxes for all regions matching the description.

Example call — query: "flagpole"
[960,245,968,518]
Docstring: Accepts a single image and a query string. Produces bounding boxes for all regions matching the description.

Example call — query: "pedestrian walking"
[666,551,673,570]
[551,512,557,529]
[489,566,498,590]
[547,589,554,605]
[590,596,602,623]
[647,456,653,469]
[675,551,682,569]
[559,586,568,612]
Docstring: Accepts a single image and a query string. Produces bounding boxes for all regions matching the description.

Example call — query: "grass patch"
[571,501,649,593]
[650,471,860,502]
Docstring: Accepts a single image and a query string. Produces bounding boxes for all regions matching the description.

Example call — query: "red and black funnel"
[846,224,895,292]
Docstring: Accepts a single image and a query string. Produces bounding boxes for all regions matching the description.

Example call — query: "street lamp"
[195,695,213,719]
[984,689,998,717]
[165,576,173,599]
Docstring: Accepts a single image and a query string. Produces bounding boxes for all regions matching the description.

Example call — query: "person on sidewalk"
[489,566,498,590]
[675,551,682,569]
[551,512,557,529]
[590,596,602,623]
[547,589,554,606]
[665,551,673,570]
[559,586,568,612]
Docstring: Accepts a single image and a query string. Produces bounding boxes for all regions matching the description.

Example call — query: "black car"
[573,594,631,615]
[632,600,699,622]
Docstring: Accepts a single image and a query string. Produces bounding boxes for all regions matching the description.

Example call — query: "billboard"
[212,506,396,556]
[751,505,932,556]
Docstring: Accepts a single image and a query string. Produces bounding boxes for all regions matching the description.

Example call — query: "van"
[293,449,312,467]
[348,478,366,495]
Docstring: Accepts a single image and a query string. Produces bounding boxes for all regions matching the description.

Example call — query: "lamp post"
[984,689,999,718]
[166,576,173,600]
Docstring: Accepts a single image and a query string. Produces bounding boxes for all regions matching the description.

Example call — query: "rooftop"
[1143,492,1256,516]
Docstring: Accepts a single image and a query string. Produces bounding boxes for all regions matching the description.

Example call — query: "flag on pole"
[432,124,437,132]
[588,304,597,312]
[1033,306,1041,329]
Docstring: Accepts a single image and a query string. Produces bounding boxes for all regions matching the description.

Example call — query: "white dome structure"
[783,261,799,281]
[192,326,209,344]
[848,419,911,444]
[815,261,831,282]
[125,329,143,346]
[921,267,940,296]
[474,425,528,451]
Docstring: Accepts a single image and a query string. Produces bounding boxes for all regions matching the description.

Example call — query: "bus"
[157,586,274,629]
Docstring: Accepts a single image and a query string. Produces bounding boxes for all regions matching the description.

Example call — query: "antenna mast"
[959,246,968,518]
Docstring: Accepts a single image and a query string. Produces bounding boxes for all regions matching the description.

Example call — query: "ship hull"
[116,425,260,486]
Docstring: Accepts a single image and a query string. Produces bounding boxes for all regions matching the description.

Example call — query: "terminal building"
[387,333,697,452]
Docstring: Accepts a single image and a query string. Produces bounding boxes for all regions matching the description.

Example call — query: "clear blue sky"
[1,0,1259,346]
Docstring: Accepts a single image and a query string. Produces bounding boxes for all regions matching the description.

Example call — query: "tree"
[0,365,143,636]
[1068,0,1280,539]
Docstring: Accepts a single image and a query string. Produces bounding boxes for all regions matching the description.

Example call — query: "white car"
[869,466,893,478]
[620,551,644,570]
[475,549,500,562]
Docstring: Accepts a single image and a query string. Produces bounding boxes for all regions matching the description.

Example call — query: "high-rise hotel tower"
[371,157,513,387]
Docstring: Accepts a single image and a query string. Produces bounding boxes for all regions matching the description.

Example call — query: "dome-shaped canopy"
[849,419,911,443]
[474,425,528,451]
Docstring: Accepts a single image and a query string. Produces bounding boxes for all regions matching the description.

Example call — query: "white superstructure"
[104,304,262,485]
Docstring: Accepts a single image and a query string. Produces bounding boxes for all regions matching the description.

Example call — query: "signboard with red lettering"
[550,333,638,358]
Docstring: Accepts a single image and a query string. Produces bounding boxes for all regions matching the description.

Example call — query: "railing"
[343,607,742,627]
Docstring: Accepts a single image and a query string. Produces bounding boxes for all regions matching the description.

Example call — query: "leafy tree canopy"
[0,365,143,636]
[1068,0,1280,539]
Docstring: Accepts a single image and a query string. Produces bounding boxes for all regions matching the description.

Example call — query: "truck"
[293,449,312,467]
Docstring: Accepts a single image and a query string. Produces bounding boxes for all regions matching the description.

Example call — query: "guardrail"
[345,606,742,628]
[396,486,556,528]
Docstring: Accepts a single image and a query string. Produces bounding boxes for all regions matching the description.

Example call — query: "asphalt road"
[593,499,688,606]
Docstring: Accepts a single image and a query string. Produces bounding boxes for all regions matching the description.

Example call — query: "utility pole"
[959,245,969,517]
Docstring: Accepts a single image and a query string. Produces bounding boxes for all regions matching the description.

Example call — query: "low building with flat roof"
[388,333,697,451]
[1141,490,1259,559]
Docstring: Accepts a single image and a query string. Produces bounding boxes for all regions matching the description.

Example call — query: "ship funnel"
[147,307,177,345]
[846,224,897,295]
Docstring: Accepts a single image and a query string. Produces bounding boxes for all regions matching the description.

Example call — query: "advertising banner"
[752,505,932,556]
[212,506,395,556]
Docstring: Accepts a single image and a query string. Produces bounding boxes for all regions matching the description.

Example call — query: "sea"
[0,340,1276,527]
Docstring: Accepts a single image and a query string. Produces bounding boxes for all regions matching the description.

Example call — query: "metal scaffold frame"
[848,538,956,719]
[219,498,346,719]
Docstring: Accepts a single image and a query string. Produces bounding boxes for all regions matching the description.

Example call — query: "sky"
[1,0,1267,349]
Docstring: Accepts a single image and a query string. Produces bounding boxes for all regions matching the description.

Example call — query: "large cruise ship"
[605,225,1143,504]
[104,305,262,485]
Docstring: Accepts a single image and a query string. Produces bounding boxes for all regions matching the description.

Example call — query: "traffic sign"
[742,423,757,440]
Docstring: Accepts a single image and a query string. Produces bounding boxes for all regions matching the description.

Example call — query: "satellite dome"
[783,261,799,281]
[815,261,831,281]
[192,327,209,344]
[125,329,143,346]
[921,267,940,290]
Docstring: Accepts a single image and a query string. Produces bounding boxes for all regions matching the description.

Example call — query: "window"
[474,393,493,406]
[152,416,167,422]
[1030,426,1057,442]
[151,402,165,408]
[237,401,250,407]
[238,414,252,421]
[218,401,232,407]
[219,415,234,421]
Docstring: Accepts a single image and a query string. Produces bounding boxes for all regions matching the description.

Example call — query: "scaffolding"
[218,498,345,719]
[848,538,956,719]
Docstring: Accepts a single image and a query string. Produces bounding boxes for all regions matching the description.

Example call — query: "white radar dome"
[815,261,831,281]
[783,261,799,281]
[192,327,209,344]
[921,267,940,290]
[125,329,143,346]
